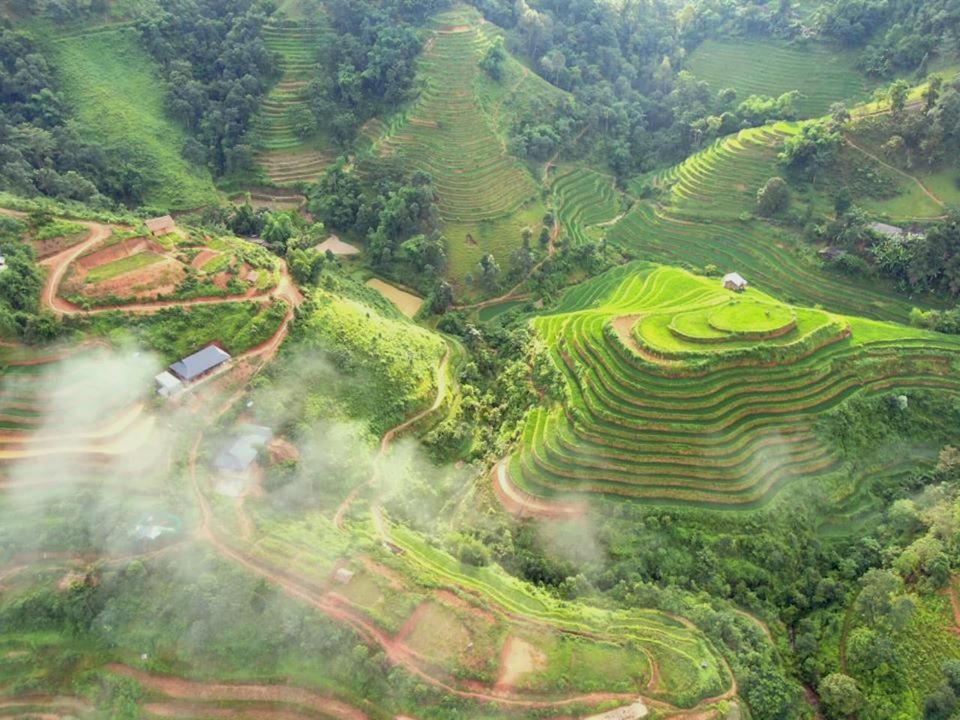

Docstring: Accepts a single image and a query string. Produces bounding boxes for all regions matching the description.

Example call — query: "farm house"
[722,272,748,292]
[214,425,273,495]
[145,215,177,236]
[169,344,231,382]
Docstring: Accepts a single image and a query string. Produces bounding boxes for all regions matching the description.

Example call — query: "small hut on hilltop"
[722,272,748,292]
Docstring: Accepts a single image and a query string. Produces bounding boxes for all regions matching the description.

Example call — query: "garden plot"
[59,231,279,306]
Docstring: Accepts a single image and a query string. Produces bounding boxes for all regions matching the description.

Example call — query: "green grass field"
[507,263,960,507]
[686,39,869,117]
[47,28,218,209]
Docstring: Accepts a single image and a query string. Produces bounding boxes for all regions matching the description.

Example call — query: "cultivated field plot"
[254,16,334,185]
[507,264,960,507]
[49,28,218,209]
[59,228,278,307]
[381,520,727,705]
[686,39,868,117]
[373,6,554,283]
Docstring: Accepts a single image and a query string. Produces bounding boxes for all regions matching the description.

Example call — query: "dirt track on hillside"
[333,347,450,529]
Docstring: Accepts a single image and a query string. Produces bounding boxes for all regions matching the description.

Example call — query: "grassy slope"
[47,27,218,209]
[686,39,869,117]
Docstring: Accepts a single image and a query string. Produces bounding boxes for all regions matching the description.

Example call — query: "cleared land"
[686,39,868,117]
[505,264,960,508]
[48,28,217,209]
[365,278,424,318]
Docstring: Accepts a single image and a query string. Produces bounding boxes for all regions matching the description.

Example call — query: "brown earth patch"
[191,249,218,269]
[495,636,546,691]
[84,259,184,300]
[359,556,406,591]
[76,237,162,270]
[30,232,89,259]
[365,278,423,318]
[436,588,497,623]
[267,437,299,464]
[144,702,314,719]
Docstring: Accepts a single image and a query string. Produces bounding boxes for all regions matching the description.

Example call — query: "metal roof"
[868,222,906,238]
[214,427,273,473]
[722,272,748,286]
[169,345,231,381]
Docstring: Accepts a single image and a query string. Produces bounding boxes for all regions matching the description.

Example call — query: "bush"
[756,177,790,217]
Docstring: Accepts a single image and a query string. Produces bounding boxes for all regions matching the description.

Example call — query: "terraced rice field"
[507,264,960,508]
[380,518,728,706]
[553,167,623,246]
[254,18,333,185]
[612,124,940,323]
[0,348,154,467]
[686,39,868,117]
[657,123,802,220]
[373,7,548,281]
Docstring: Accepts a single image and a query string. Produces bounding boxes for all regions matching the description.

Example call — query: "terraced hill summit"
[372,6,565,285]
[506,264,960,508]
[254,17,332,185]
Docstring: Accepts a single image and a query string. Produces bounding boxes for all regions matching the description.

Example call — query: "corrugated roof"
[723,272,747,286]
[214,427,273,473]
[145,215,176,235]
[169,345,231,381]
[869,222,905,238]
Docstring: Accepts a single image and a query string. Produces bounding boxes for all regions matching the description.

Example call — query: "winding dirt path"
[107,665,368,720]
[491,461,586,520]
[333,347,451,529]
[843,136,946,212]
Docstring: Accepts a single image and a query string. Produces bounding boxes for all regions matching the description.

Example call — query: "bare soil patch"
[77,237,162,270]
[191,249,218,269]
[495,636,547,691]
[315,236,360,256]
[84,258,184,300]
[30,232,89,259]
[366,278,423,318]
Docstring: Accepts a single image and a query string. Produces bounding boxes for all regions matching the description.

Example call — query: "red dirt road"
[492,461,587,520]
[107,665,368,720]
[333,347,450,529]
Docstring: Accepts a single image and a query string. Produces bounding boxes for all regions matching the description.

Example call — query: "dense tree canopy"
[0,28,140,204]
[137,0,276,176]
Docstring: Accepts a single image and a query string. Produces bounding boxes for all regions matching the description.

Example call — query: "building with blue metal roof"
[168,345,231,382]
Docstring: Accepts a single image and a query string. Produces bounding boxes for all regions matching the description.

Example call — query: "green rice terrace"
[685,39,869,117]
[254,16,334,185]
[611,122,947,323]
[372,6,560,285]
[552,167,625,247]
[505,264,960,507]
